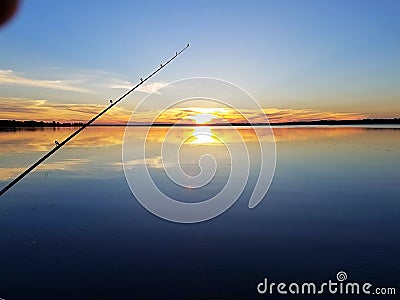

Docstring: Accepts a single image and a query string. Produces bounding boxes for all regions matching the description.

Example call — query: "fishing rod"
[0,43,190,197]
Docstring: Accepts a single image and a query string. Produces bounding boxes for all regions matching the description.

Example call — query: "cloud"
[0,97,131,124]
[0,97,366,124]
[262,108,365,123]
[0,67,169,98]
[0,69,89,93]
[110,79,168,94]
[127,107,366,124]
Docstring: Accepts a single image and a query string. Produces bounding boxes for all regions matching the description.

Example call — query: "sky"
[0,0,399,123]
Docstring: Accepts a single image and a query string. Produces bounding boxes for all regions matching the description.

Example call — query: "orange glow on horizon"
[0,98,368,125]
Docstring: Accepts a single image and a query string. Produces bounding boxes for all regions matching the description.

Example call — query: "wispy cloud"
[127,107,366,124]
[110,79,168,94]
[0,97,131,123]
[262,108,365,123]
[0,69,89,93]
[0,97,366,124]
[0,67,169,98]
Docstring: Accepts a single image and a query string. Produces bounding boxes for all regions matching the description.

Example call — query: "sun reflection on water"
[188,127,218,145]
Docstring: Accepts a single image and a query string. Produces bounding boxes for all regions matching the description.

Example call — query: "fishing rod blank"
[0,43,190,197]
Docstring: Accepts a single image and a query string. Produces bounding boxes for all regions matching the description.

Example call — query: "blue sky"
[0,0,399,122]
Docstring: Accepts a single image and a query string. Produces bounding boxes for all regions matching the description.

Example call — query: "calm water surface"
[0,126,399,299]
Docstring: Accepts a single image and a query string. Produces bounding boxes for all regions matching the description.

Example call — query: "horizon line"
[1,118,399,127]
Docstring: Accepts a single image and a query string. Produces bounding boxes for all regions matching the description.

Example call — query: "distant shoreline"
[0,118,399,128]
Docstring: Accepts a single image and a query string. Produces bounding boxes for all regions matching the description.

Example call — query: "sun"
[187,107,229,124]
[190,113,217,124]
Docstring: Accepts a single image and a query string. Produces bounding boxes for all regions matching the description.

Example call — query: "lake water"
[0,126,399,299]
